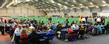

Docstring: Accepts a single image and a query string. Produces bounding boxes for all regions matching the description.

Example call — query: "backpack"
[20,33,28,43]
[67,28,73,33]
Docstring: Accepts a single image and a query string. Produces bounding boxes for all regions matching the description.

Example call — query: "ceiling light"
[90,2,93,5]
[79,4,83,6]
[96,6,99,8]
[50,0,55,3]
[73,0,76,3]
[102,4,107,6]
[35,0,38,1]
[57,3,61,6]
[72,5,74,6]
[64,6,68,9]
[102,1,106,4]
[26,0,31,1]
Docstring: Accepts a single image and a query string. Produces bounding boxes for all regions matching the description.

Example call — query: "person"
[71,23,79,39]
[46,28,55,40]
[51,23,57,31]
[96,24,103,34]
[60,27,67,40]
[29,29,39,44]
[29,24,35,29]
[67,26,74,41]
[96,17,101,24]
[79,25,85,39]
[14,25,22,44]
[81,17,86,24]
[20,29,28,44]
[106,22,109,34]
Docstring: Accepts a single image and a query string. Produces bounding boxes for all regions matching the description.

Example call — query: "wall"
[0,6,45,16]
[46,7,109,16]
[46,8,92,16]
[99,7,109,16]
[0,6,109,16]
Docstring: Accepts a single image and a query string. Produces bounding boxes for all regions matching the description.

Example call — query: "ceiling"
[0,0,5,8]
[1,0,109,12]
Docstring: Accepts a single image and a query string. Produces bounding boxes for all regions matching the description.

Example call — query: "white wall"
[0,6,109,16]
[0,6,45,16]
[99,7,109,16]
[46,8,92,16]
[46,7,109,16]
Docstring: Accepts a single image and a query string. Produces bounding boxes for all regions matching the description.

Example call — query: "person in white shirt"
[81,17,86,24]
[82,18,86,22]
[29,24,35,29]
[96,18,101,22]
[71,23,79,31]
[71,23,79,39]
[14,25,22,36]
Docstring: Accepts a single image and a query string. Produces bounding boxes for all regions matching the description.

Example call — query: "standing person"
[96,17,101,24]
[13,25,22,44]
[1,26,4,35]
[29,29,39,44]
[20,29,28,44]
[81,17,86,24]
[79,25,85,39]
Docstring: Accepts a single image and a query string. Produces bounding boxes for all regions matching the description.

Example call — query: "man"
[71,23,79,39]
[81,17,86,24]
[71,23,79,32]
[96,17,101,24]
[13,25,22,44]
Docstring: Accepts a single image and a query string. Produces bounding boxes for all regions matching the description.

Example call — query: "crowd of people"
[0,16,109,44]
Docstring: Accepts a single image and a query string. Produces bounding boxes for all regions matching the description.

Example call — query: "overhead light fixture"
[26,0,31,1]
[73,0,76,3]
[50,0,55,3]
[57,3,61,6]
[35,0,38,1]
[90,2,93,5]
[64,6,68,9]
[102,0,106,4]
[72,5,74,6]
[79,4,84,8]
[79,4,83,6]
[96,6,99,8]
[102,4,108,6]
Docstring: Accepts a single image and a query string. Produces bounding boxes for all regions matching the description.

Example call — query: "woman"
[20,29,28,44]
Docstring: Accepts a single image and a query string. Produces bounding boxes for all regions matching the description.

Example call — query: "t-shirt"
[14,28,22,36]
[82,18,86,21]
[71,24,79,30]
[29,26,35,29]
[96,18,101,22]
